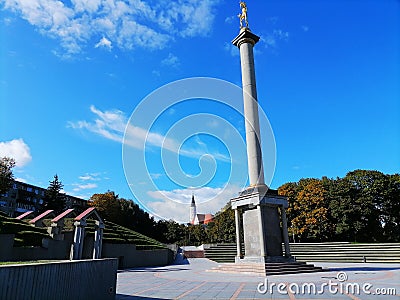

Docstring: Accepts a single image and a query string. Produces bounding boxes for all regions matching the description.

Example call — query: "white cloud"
[224,42,239,57]
[261,29,289,50]
[207,119,219,128]
[302,25,309,32]
[0,138,32,167]
[67,105,126,143]
[68,105,230,161]
[273,29,289,41]
[151,70,160,77]
[3,0,219,56]
[78,172,102,181]
[147,184,242,222]
[72,182,98,191]
[268,16,279,25]
[161,53,179,68]
[150,173,162,179]
[95,36,112,50]
[14,177,27,183]
[224,15,235,24]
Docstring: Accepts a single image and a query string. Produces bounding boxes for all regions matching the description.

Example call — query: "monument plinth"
[230,4,292,264]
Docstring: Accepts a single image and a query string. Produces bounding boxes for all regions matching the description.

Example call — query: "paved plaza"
[116,258,400,300]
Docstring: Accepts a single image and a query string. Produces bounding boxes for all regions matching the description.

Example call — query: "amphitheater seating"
[289,242,400,263]
[203,242,400,263]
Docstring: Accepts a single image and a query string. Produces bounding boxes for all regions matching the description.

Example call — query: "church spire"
[189,193,196,224]
[191,193,195,206]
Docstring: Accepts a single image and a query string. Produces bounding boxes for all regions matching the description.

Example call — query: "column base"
[236,256,295,264]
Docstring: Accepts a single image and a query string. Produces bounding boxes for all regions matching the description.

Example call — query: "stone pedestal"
[232,188,293,264]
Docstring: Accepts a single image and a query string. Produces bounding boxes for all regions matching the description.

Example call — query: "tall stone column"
[71,221,86,260]
[234,208,241,258]
[231,4,292,265]
[281,207,291,257]
[232,29,265,187]
[93,220,104,259]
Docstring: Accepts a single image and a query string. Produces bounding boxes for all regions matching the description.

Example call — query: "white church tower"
[189,194,196,225]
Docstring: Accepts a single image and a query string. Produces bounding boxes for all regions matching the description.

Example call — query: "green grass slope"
[0,212,165,250]
[0,211,51,246]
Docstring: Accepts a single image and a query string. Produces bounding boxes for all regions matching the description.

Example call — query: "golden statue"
[238,1,249,28]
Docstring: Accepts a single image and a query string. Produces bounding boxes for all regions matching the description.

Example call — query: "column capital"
[232,28,260,48]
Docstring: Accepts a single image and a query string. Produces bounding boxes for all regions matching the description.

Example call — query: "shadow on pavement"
[328,266,400,272]
[116,294,168,300]
[171,248,190,265]
[119,267,188,273]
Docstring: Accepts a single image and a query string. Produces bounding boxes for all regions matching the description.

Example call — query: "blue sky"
[1,0,399,222]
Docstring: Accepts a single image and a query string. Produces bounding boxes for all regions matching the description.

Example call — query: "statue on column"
[238,1,249,28]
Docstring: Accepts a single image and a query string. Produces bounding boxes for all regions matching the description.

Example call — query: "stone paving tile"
[116,259,400,300]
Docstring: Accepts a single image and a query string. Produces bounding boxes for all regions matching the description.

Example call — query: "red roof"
[29,210,54,223]
[74,207,96,221]
[15,211,34,220]
[52,209,74,222]
[195,213,214,224]
[204,214,214,224]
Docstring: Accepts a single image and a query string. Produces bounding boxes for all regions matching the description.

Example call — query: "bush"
[0,221,47,235]
[14,231,50,247]
[102,237,128,244]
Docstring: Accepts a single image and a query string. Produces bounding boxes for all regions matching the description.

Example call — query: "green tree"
[188,224,208,245]
[44,174,66,213]
[89,193,159,239]
[279,179,331,242]
[160,220,187,244]
[381,174,400,241]
[278,182,300,241]
[207,206,236,243]
[296,178,330,241]
[327,170,390,242]
[0,157,15,195]
[89,191,120,223]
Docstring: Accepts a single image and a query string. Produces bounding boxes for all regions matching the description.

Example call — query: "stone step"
[290,248,400,252]
[292,252,400,256]
[295,257,400,263]
[265,268,324,276]
[291,243,400,247]
[208,262,324,276]
[203,243,400,264]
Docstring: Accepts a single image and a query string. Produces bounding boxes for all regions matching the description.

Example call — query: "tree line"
[88,191,236,245]
[278,170,400,242]
[89,169,400,244]
[1,156,398,244]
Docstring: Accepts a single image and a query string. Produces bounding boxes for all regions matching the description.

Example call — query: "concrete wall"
[0,234,14,261]
[102,243,171,268]
[13,239,71,261]
[261,206,283,256]
[243,208,261,257]
[182,250,204,258]
[0,234,172,268]
[0,235,70,261]
[0,258,117,300]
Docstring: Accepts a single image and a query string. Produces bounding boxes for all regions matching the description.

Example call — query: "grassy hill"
[95,221,166,250]
[0,212,50,247]
[0,212,165,250]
